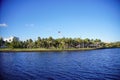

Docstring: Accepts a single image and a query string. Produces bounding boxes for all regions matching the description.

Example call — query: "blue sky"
[0,0,120,42]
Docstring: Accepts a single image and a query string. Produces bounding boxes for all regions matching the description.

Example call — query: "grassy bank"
[0,48,97,52]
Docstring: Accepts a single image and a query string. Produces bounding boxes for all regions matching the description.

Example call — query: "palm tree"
[83,38,90,48]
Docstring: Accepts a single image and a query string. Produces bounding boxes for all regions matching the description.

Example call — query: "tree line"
[0,37,120,49]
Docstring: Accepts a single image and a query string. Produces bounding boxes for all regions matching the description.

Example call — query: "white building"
[3,36,19,42]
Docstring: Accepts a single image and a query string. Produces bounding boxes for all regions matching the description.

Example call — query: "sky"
[0,0,120,42]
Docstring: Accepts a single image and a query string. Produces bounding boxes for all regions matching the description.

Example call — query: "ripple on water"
[0,48,120,80]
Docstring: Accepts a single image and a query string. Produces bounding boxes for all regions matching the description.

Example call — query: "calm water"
[0,48,120,80]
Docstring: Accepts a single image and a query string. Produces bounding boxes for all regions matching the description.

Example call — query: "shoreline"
[0,48,97,52]
[0,48,119,52]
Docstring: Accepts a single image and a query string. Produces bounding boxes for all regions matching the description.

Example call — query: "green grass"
[0,48,96,52]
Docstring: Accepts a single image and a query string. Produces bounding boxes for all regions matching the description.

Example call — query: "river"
[0,48,120,80]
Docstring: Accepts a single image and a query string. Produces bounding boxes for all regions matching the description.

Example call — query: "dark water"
[0,48,120,80]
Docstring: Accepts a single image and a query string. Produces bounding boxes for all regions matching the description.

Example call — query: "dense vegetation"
[0,37,120,49]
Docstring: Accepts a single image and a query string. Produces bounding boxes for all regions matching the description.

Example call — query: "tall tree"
[0,37,3,47]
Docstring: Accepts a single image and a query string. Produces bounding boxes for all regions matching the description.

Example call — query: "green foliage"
[0,36,120,49]
[0,37,3,47]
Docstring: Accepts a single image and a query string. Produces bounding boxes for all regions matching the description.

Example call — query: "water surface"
[0,48,120,80]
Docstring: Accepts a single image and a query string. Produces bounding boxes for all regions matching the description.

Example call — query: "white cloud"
[25,24,34,27]
[30,24,34,27]
[0,23,8,27]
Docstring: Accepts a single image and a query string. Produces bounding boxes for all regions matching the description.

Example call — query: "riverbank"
[0,48,98,52]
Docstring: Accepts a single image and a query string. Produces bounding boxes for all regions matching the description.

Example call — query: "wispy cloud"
[25,24,35,27]
[0,23,8,27]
